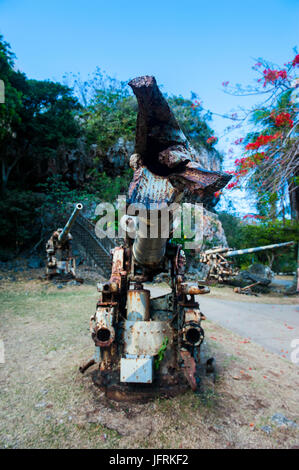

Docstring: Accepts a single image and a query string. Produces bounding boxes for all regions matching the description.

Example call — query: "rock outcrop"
[202,209,228,248]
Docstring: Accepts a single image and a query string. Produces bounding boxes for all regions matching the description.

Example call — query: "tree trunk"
[266,252,275,269]
[296,242,299,294]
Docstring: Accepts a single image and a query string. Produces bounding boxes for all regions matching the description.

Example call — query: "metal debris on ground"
[199,242,294,284]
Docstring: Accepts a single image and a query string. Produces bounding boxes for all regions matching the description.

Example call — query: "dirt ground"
[0,268,298,449]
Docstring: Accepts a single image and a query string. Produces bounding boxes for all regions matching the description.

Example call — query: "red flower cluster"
[245,132,280,150]
[271,112,294,128]
[214,191,222,198]
[263,68,287,87]
[227,153,269,191]
[206,136,218,145]
[226,150,272,193]
[292,54,299,67]
[222,81,229,87]
[235,157,256,169]
[234,138,244,145]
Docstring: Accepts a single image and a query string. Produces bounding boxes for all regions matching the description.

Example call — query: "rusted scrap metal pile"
[80,76,232,400]
[199,242,294,284]
[45,76,295,399]
[46,203,83,281]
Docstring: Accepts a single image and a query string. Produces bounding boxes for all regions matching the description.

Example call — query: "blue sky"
[1,0,298,213]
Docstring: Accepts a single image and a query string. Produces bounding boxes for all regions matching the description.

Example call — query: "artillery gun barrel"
[132,207,171,267]
[203,247,229,255]
[58,203,83,243]
[224,241,294,258]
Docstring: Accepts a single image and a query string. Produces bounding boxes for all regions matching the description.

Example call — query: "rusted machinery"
[46,203,83,280]
[80,76,231,400]
[199,246,238,283]
[199,241,294,283]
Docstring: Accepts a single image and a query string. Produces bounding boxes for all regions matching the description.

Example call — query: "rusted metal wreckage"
[46,203,83,281]
[199,241,294,284]
[80,76,232,400]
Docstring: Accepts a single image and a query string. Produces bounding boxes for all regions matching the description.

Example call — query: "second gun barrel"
[58,203,83,243]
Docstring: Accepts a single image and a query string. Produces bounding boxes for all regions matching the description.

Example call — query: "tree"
[84,78,137,154]
[0,35,82,193]
[167,94,222,159]
[0,35,24,194]
[218,211,298,272]
[79,71,223,169]
[16,79,82,187]
[75,70,224,197]
[239,220,298,270]
[0,189,45,257]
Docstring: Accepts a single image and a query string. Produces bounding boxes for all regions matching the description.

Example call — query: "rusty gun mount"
[81,76,231,400]
[46,203,83,280]
[200,241,295,283]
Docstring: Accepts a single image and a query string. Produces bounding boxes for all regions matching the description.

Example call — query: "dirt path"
[146,282,299,363]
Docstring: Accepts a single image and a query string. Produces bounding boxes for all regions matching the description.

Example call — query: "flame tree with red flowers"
[218,53,299,293]
[221,53,299,222]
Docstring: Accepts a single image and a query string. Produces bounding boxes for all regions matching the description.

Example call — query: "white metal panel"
[120,357,153,383]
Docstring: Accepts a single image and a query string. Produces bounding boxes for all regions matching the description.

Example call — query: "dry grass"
[0,274,298,449]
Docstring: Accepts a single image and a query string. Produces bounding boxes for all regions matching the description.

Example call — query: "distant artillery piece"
[199,241,295,284]
[46,203,83,281]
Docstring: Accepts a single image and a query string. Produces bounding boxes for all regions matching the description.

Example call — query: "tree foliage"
[0,190,45,258]
[0,35,82,194]
[167,94,222,158]
[0,34,221,257]
[219,211,298,272]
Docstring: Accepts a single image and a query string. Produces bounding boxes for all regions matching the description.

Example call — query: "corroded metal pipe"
[79,359,95,374]
[92,307,115,348]
[132,207,172,267]
[127,288,150,321]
